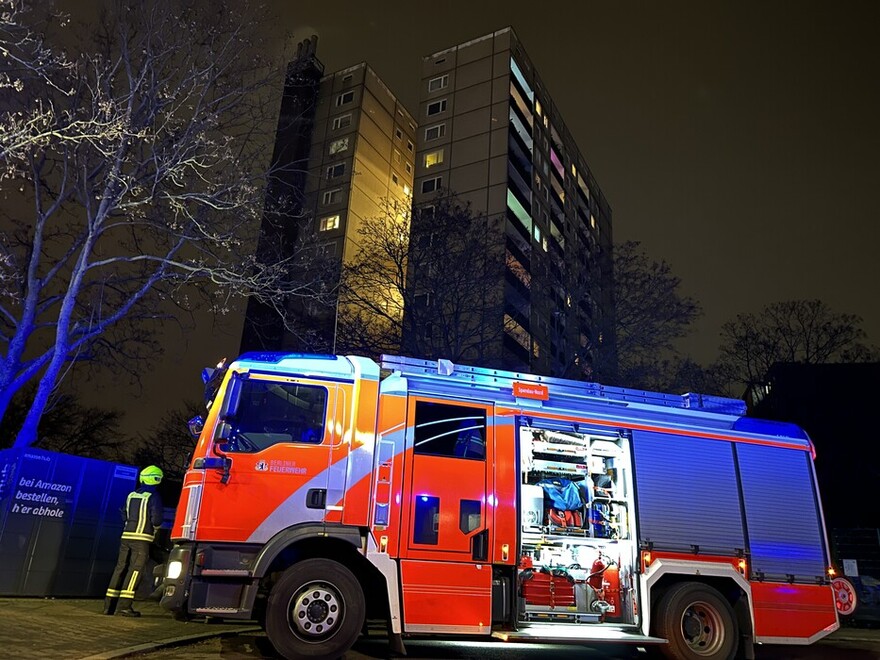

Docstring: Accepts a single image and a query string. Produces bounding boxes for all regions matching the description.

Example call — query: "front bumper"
[158,544,193,613]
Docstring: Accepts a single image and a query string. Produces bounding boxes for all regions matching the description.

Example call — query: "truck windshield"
[222,379,327,452]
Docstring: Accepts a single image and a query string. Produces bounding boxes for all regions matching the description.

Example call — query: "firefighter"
[103,465,164,617]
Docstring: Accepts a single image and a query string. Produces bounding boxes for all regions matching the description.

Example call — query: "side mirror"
[219,373,243,421]
[187,415,205,439]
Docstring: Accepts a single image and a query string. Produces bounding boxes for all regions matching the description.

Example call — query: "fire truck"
[160,352,839,660]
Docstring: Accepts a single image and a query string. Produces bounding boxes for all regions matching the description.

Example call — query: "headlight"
[166,560,183,580]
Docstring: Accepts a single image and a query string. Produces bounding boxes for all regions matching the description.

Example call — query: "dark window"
[336,91,354,106]
[326,163,345,179]
[425,123,446,141]
[223,380,327,452]
[459,499,482,533]
[413,495,439,545]
[427,99,447,116]
[413,401,486,460]
[421,176,442,194]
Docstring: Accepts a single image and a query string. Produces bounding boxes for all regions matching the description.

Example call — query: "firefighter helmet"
[139,465,164,486]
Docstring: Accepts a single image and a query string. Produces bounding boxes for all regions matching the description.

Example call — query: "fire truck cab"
[161,352,839,660]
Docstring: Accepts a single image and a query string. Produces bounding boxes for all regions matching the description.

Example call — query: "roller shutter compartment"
[632,431,745,555]
[736,443,826,582]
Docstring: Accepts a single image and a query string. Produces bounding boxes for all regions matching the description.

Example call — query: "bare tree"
[610,241,702,389]
[337,192,509,364]
[132,401,203,483]
[716,299,878,391]
[0,1,333,446]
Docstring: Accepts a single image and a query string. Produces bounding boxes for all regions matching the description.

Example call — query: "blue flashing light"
[237,352,337,364]
[732,417,808,440]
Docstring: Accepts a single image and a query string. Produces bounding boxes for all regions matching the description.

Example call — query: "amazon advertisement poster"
[0,448,138,596]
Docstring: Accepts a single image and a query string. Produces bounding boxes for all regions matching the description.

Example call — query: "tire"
[831,577,858,618]
[265,558,365,660]
[654,582,738,660]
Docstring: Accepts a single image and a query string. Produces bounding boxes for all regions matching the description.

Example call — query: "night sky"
[83,1,880,436]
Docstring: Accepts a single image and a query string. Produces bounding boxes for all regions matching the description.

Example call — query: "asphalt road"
[133,629,880,660]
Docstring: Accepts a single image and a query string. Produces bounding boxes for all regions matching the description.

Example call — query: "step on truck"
[160,352,839,660]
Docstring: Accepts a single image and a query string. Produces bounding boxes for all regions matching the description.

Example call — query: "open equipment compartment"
[517,420,638,626]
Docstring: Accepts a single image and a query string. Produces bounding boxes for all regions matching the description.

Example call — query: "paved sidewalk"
[0,598,260,659]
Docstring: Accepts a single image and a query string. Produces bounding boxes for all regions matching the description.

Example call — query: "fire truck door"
[399,398,494,632]
[193,375,342,543]
[403,398,492,560]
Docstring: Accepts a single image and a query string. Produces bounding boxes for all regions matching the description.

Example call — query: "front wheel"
[265,558,365,660]
[654,582,737,660]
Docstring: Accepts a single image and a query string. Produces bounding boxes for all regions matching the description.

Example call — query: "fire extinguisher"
[587,556,606,592]
[602,562,621,622]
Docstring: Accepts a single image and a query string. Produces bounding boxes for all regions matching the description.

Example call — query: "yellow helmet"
[139,465,164,486]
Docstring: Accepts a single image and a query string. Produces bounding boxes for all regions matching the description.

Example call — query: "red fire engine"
[160,353,839,660]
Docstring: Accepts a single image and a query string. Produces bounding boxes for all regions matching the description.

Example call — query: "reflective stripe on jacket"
[120,487,163,542]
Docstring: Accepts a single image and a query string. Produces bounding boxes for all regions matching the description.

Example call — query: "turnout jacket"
[120,486,164,542]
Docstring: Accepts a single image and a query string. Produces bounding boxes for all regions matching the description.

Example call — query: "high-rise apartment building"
[244,30,615,378]
[241,40,416,353]
[411,28,615,377]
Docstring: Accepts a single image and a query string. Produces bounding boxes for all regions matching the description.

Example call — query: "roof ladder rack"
[379,354,746,416]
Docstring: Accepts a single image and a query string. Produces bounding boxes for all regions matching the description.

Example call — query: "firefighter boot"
[116,598,141,617]
[102,597,117,616]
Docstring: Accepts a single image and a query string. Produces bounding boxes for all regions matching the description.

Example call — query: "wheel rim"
[288,580,344,642]
[679,599,726,656]
[832,577,857,616]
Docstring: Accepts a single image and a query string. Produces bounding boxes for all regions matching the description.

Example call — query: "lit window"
[322,189,342,205]
[535,99,542,116]
[336,91,354,106]
[421,177,442,194]
[319,214,340,231]
[428,74,448,92]
[403,184,411,196]
[326,163,345,179]
[533,225,542,243]
[424,149,444,168]
[590,214,596,229]
[425,123,446,141]
[426,99,447,116]
[332,114,352,130]
[329,137,349,154]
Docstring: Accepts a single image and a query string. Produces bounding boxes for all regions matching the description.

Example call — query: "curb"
[79,625,263,660]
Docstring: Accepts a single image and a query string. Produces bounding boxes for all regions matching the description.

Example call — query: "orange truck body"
[160,353,839,658]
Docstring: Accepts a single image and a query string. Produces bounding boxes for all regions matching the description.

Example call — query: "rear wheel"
[654,582,737,660]
[832,577,858,618]
[265,558,365,660]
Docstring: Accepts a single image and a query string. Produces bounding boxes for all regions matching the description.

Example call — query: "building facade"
[410,28,615,377]
[241,40,415,353]
[244,30,615,379]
